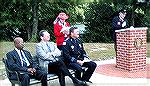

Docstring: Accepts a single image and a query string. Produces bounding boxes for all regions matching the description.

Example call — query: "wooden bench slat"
[29,69,75,85]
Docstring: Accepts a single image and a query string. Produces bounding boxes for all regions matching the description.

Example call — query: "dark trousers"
[57,45,63,51]
[48,60,79,86]
[20,70,47,86]
[69,61,97,81]
[113,32,117,56]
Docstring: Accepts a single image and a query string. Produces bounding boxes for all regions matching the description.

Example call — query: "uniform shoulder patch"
[63,42,66,45]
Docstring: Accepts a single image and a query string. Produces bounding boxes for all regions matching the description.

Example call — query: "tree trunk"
[31,0,38,42]
[27,25,32,41]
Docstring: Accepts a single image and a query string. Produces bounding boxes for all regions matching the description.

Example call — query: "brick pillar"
[115,27,148,72]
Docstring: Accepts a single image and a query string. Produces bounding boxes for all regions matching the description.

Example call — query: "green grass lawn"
[0,42,115,61]
[83,43,116,60]
[0,42,149,61]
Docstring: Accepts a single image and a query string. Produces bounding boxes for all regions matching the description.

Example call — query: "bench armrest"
[3,58,26,81]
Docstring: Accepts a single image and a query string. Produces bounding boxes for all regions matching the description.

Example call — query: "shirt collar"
[15,48,21,52]
[41,41,48,44]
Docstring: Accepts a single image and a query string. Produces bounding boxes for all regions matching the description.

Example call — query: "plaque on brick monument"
[134,38,143,49]
[115,27,148,72]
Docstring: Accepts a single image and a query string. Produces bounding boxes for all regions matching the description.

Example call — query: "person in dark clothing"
[6,37,48,86]
[62,27,97,83]
[112,9,129,52]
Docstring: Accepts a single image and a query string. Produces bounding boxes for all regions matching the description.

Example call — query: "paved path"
[90,59,150,86]
[0,58,150,86]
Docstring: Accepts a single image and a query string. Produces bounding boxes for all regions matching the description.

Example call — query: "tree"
[0,0,32,41]
[30,0,38,42]
[84,3,114,43]
[0,0,149,42]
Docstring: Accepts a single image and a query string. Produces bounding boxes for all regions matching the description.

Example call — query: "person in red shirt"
[54,12,70,50]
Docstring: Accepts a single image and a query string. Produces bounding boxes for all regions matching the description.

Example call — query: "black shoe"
[73,79,86,86]
[83,81,92,86]
[86,80,93,83]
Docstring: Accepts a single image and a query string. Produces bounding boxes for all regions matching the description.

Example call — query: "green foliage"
[30,34,37,42]
[83,3,114,43]
[0,0,150,42]
[144,9,150,42]
[0,0,31,41]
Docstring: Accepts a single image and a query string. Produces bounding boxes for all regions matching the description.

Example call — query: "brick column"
[115,27,148,72]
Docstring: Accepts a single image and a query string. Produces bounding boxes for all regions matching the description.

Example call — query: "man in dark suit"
[6,37,47,86]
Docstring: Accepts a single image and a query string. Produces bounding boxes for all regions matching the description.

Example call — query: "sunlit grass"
[0,42,115,61]
[0,42,150,61]
[83,43,116,60]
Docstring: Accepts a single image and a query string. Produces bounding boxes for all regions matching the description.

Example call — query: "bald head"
[14,37,24,50]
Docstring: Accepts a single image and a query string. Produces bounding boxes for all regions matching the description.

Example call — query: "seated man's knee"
[70,63,83,72]
[86,61,97,70]
[92,61,97,68]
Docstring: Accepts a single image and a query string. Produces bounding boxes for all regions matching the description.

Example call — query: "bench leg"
[11,82,22,86]
[11,83,15,86]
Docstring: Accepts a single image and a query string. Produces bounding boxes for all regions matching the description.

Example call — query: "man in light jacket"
[36,30,86,86]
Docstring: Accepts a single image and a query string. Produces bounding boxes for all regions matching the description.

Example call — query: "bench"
[3,57,74,86]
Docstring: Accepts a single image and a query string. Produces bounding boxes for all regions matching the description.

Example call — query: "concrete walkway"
[0,58,150,86]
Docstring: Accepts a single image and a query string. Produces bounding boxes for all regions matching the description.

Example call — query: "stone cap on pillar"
[115,27,148,32]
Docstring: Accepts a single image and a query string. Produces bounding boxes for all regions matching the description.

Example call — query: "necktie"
[46,43,58,62]
[20,50,27,67]
[46,43,51,52]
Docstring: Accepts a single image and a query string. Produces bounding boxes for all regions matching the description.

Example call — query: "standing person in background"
[54,12,70,50]
[112,9,129,52]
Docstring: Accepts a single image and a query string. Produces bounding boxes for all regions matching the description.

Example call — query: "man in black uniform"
[62,27,97,83]
[112,9,129,52]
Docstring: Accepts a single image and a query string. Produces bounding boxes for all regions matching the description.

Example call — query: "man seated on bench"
[6,37,48,86]
[35,30,86,86]
[62,27,97,83]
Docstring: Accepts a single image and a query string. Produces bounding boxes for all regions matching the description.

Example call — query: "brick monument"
[115,27,148,72]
